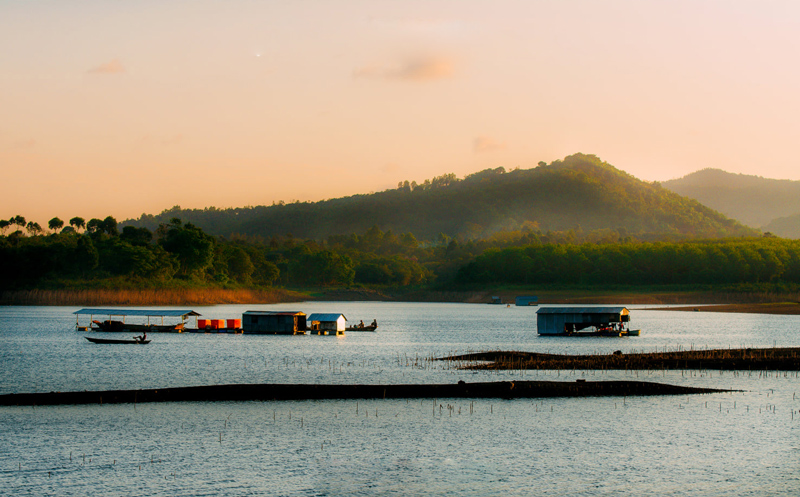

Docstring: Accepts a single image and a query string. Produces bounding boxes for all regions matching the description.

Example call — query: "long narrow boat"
[85,336,150,345]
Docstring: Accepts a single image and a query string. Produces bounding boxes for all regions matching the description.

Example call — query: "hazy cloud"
[140,134,184,146]
[13,138,37,149]
[381,163,401,174]
[473,136,506,153]
[87,59,125,74]
[354,55,455,81]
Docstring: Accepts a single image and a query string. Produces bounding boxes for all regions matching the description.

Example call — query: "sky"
[3,0,800,226]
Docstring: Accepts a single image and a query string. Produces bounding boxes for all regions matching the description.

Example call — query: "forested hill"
[663,168,800,229]
[126,154,755,241]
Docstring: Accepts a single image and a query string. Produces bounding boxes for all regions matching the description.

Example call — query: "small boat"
[345,324,378,332]
[85,336,150,345]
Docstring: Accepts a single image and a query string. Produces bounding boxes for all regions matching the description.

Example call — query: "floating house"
[306,313,347,335]
[515,296,539,306]
[242,311,307,335]
[490,296,503,305]
[536,307,637,336]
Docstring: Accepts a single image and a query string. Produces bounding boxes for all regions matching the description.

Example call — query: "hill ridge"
[125,153,755,240]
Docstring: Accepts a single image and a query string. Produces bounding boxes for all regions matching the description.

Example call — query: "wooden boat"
[91,320,184,333]
[345,324,377,332]
[85,336,150,344]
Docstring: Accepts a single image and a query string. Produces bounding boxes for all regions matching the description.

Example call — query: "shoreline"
[3,288,799,314]
[0,380,726,406]
[643,302,800,315]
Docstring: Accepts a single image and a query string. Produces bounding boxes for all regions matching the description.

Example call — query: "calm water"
[1,303,799,495]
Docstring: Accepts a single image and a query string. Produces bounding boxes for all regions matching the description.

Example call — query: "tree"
[12,215,26,228]
[26,221,43,236]
[69,217,86,232]
[225,245,255,284]
[101,216,118,236]
[0,220,9,235]
[48,217,64,233]
[158,221,215,278]
[120,226,153,246]
[86,218,103,235]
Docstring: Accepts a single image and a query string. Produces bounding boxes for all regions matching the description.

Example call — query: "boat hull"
[91,320,184,333]
[85,337,150,344]
[345,325,377,332]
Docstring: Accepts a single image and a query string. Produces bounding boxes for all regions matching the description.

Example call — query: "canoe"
[85,336,151,345]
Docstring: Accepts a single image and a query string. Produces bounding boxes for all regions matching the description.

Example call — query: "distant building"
[536,307,630,335]
[490,296,503,304]
[242,311,307,334]
[515,296,539,306]
[307,313,347,333]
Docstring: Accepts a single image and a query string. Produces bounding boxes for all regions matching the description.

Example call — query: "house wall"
[243,314,306,334]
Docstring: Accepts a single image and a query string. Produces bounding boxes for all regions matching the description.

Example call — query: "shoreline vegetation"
[2,287,800,313]
[0,288,308,306]
[441,347,800,371]
[0,380,727,406]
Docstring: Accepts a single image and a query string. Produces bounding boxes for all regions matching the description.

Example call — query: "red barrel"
[227,319,241,329]
[198,319,209,329]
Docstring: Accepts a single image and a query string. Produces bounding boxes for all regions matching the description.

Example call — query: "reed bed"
[441,347,800,371]
[0,288,307,306]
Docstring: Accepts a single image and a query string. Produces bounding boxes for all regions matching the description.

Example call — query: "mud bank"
[0,380,725,406]
[443,347,800,371]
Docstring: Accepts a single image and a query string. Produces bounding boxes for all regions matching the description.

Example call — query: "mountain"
[662,169,800,229]
[125,154,756,240]
[762,214,800,239]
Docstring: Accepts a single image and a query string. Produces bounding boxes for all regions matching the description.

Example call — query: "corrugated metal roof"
[243,311,305,316]
[307,313,347,322]
[73,308,201,317]
[536,307,628,314]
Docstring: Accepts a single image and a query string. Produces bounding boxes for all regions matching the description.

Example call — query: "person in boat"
[359,320,364,329]
[135,331,147,342]
[371,319,377,328]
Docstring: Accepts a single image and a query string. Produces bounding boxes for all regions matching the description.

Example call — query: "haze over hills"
[126,154,756,241]
[663,169,800,236]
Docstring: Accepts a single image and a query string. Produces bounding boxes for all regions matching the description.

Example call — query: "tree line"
[456,236,800,286]
[3,211,797,292]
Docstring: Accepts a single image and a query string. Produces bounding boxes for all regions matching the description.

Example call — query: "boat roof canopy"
[73,308,201,318]
[536,307,629,315]
[306,313,347,322]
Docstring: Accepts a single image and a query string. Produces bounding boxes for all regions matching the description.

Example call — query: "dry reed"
[0,288,307,306]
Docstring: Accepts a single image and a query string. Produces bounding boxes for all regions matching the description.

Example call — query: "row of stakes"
[14,396,799,481]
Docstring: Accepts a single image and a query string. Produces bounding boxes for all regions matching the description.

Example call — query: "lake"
[1,302,799,495]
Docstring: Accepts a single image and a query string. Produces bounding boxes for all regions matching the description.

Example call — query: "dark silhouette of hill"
[663,168,800,229]
[126,154,755,240]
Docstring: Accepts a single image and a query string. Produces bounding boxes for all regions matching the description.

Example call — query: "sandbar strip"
[0,381,725,406]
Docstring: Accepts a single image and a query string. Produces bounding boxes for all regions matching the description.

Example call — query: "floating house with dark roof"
[536,307,638,336]
[242,311,307,335]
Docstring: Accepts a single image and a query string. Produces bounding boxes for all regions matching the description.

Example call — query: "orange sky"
[3,1,800,226]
